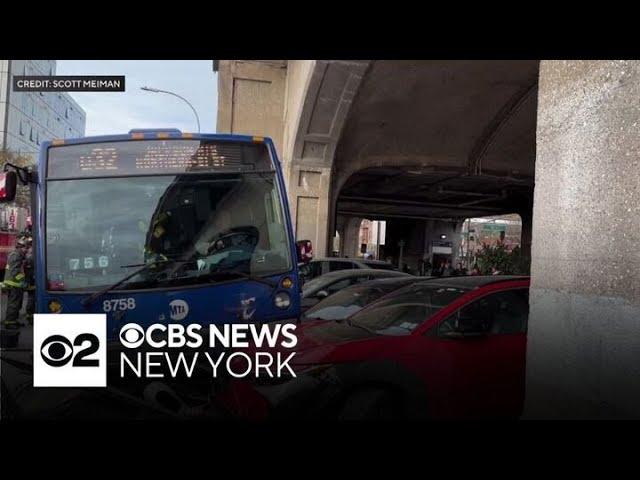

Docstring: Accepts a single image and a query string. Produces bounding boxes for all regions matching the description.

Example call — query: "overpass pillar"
[518,208,532,265]
[341,216,363,259]
[215,60,287,153]
[424,220,463,269]
[525,60,640,418]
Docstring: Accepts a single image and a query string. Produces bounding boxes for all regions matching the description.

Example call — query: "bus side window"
[265,191,285,248]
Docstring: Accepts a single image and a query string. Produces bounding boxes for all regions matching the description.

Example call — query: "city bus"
[0,129,301,339]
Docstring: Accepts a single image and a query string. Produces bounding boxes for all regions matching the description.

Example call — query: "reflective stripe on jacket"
[3,250,26,289]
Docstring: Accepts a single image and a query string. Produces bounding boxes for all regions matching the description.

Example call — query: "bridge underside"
[217,60,640,417]
[330,60,539,262]
[337,167,533,221]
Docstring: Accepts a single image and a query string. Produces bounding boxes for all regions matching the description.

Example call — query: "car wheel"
[338,387,402,420]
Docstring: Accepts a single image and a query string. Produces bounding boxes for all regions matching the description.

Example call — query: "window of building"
[19,120,25,136]
[30,125,35,142]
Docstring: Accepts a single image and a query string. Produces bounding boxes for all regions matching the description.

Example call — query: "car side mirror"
[316,290,329,299]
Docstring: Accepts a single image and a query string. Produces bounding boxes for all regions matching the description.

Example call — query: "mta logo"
[169,299,189,321]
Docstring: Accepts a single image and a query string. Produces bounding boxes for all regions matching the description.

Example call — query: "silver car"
[301,268,411,311]
[299,257,398,283]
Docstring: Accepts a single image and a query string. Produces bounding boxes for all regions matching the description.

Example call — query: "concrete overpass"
[215,60,640,418]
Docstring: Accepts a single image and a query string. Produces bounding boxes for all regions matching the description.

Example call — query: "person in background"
[434,260,445,277]
[24,236,35,324]
[442,261,454,277]
[470,264,481,275]
[421,258,432,276]
[454,261,467,276]
[2,237,28,328]
[491,266,502,275]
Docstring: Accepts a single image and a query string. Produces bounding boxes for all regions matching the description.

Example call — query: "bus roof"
[40,131,274,149]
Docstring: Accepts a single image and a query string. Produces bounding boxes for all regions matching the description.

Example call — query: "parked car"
[299,257,398,282]
[301,269,411,311]
[214,275,530,420]
[302,276,431,321]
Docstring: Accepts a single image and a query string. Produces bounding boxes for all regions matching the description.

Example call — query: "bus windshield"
[46,171,292,291]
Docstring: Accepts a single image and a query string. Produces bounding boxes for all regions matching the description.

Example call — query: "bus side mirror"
[0,171,17,202]
[296,240,313,264]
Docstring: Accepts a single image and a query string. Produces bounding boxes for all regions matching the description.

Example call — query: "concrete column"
[215,60,287,153]
[518,208,533,263]
[287,166,332,257]
[333,214,347,256]
[423,219,462,266]
[287,61,370,256]
[525,60,640,418]
[342,216,363,258]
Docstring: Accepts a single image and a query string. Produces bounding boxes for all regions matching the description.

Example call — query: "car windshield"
[304,280,414,320]
[348,283,470,336]
[46,172,291,291]
[301,275,331,293]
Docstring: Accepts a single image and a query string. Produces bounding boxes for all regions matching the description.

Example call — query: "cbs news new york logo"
[33,314,106,387]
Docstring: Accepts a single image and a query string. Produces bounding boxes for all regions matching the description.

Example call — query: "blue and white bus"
[2,129,301,339]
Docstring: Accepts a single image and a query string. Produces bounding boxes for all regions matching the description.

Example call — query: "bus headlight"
[274,292,291,309]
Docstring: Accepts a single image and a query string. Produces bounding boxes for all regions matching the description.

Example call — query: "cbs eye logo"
[119,323,145,348]
[40,333,100,367]
[33,314,107,387]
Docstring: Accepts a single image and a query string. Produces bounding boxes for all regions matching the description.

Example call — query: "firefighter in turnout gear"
[2,237,28,328]
[24,236,35,324]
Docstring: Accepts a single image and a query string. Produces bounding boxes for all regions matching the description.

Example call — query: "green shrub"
[475,243,530,275]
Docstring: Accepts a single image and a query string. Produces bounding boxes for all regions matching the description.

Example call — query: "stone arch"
[285,60,371,256]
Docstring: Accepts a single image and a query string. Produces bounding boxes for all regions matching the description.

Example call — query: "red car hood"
[219,320,408,420]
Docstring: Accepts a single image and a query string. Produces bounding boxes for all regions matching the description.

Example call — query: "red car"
[215,275,530,420]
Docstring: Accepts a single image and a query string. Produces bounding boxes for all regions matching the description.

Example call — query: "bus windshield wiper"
[81,258,177,307]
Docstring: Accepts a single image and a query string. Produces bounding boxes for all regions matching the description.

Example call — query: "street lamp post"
[140,86,201,133]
